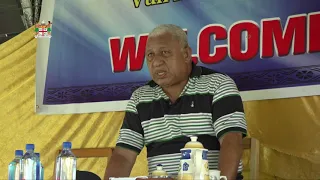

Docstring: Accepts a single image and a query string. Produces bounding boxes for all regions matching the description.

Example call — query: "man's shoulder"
[132,84,155,94]
[197,65,233,82]
[130,84,157,102]
[198,65,222,75]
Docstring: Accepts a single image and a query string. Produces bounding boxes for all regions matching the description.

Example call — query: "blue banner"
[36,0,320,114]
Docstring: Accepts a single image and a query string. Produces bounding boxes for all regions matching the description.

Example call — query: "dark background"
[0,0,42,44]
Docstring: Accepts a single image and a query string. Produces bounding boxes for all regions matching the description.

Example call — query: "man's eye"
[162,51,169,54]
[148,53,154,57]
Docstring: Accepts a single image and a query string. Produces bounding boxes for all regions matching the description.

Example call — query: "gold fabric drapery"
[0,26,319,179]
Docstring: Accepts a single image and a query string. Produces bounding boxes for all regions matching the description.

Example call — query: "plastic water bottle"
[55,142,77,180]
[20,144,37,180]
[8,150,23,180]
[35,153,44,180]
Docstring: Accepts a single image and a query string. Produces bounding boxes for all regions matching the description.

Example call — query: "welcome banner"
[36,0,320,114]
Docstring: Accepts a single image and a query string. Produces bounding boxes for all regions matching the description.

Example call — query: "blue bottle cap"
[15,150,23,156]
[26,144,35,151]
[35,153,40,158]
[63,142,72,149]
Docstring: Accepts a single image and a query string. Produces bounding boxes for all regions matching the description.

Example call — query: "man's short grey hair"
[149,24,189,48]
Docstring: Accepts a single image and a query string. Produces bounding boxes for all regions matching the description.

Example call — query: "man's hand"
[218,132,243,180]
[104,147,138,180]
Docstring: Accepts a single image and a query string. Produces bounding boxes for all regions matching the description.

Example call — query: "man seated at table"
[104,24,247,180]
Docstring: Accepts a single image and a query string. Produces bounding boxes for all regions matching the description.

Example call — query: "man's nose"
[152,56,165,67]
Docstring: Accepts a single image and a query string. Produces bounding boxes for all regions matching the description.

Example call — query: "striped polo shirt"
[116,64,247,176]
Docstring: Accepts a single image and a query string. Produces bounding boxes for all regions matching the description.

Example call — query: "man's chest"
[137,95,215,145]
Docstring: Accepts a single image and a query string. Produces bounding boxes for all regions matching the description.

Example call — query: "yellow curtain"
[0,26,319,180]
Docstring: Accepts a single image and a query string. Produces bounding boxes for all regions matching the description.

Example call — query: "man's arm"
[218,132,243,180]
[104,147,138,179]
[212,75,247,180]
[104,89,144,180]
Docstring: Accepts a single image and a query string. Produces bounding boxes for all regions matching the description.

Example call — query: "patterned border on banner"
[44,65,320,104]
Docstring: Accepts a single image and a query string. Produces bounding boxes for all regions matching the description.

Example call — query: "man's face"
[145,33,191,87]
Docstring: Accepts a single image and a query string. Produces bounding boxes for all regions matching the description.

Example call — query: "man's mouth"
[155,71,167,78]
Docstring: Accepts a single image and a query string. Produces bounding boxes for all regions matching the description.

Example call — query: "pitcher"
[209,170,227,180]
[178,136,209,180]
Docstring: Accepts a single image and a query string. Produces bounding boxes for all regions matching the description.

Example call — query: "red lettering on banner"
[192,56,198,64]
[109,34,148,72]
[308,12,320,53]
[261,14,307,58]
[229,21,260,61]
[198,24,228,64]
[109,12,320,72]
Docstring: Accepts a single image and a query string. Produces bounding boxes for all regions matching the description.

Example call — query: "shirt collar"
[147,62,202,87]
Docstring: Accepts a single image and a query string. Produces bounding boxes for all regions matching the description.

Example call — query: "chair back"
[53,147,114,180]
[57,147,113,158]
[243,138,260,180]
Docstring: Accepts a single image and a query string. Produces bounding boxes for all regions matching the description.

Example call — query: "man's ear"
[184,46,192,63]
